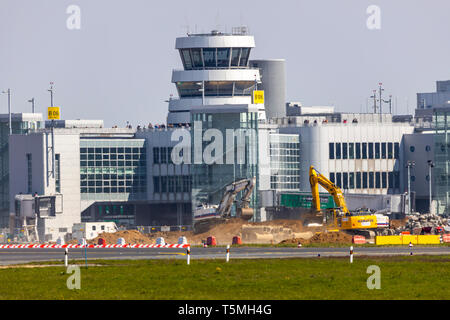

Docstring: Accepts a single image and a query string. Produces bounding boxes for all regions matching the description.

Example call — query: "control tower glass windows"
[217,48,230,67]
[181,49,192,70]
[231,48,241,66]
[191,49,203,68]
[203,48,216,68]
[239,48,250,67]
[177,81,254,98]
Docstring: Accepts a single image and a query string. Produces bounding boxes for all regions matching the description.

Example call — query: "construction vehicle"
[193,177,256,234]
[309,166,389,237]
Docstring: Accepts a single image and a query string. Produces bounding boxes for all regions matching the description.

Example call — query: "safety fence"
[0,244,189,249]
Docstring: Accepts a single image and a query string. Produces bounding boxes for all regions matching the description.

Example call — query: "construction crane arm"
[309,166,349,214]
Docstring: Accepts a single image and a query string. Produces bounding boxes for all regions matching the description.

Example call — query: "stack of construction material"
[394,214,449,235]
[240,224,313,244]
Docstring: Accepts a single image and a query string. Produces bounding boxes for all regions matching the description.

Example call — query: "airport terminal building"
[3,30,448,241]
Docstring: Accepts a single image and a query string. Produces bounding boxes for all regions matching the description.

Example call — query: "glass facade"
[180,47,251,70]
[176,81,255,98]
[80,139,147,201]
[434,109,450,215]
[269,135,300,191]
[191,112,259,219]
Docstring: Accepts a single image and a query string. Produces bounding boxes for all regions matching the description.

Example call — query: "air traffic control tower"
[167,28,266,125]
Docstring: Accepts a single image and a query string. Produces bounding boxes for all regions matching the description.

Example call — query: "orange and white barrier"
[352,236,366,244]
[0,244,189,249]
[442,234,450,243]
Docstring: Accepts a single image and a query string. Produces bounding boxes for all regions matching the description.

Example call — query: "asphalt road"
[1,246,449,265]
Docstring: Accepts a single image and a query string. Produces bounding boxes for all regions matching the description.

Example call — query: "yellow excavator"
[309,166,386,236]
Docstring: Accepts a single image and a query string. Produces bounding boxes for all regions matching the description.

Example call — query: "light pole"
[427,160,435,214]
[196,81,205,106]
[370,90,377,113]
[48,82,54,107]
[28,98,35,113]
[406,160,415,215]
[1,89,12,135]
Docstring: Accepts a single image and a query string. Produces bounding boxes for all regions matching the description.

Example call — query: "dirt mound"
[390,218,408,229]
[88,230,153,244]
[279,231,353,245]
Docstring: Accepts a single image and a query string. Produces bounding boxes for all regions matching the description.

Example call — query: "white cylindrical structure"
[187,246,191,265]
[249,59,286,119]
[350,246,353,263]
[226,244,230,262]
[64,247,68,267]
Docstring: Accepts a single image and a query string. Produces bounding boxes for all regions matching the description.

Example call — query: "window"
[230,48,241,66]
[388,172,394,189]
[191,48,203,68]
[329,143,335,159]
[375,143,380,159]
[153,147,160,164]
[27,154,32,193]
[382,172,387,188]
[369,172,374,188]
[203,48,216,68]
[168,176,175,192]
[394,143,400,159]
[217,48,230,67]
[362,143,367,159]
[342,143,348,159]
[349,143,354,159]
[153,177,160,193]
[356,143,361,159]
[388,143,393,159]
[92,226,96,231]
[376,172,381,188]
[410,146,415,152]
[336,173,342,188]
[330,172,335,184]
[382,143,386,159]
[55,154,61,193]
[239,48,250,66]
[161,177,167,192]
[356,172,361,189]
[101,225,105,231]
[343,173,348,189]
[349,172,354,189]
[394,171,400,189]
[336,143,341,159]
[368,143,374,159]
[161,147,167,164]
[363,172,368,188]
[425,145,431,152]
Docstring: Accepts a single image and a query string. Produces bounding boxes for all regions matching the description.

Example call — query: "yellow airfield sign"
[253,90,264,104]
[48,107,60,120]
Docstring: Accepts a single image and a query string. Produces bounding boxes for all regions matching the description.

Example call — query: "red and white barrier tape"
[0,244,189,249]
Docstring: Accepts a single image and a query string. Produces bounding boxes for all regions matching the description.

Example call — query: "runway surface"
[1,246,449,265]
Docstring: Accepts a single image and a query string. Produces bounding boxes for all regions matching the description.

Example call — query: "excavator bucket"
[237,207,254,221]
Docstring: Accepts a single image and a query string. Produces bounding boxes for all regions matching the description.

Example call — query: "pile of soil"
[390,218,408,229]
[279,231,353,245]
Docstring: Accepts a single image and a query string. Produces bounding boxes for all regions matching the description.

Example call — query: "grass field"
[0,256,449,300]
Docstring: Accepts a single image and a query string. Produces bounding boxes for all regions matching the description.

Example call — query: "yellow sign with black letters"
[253,90,264,104]
[48,107,60,120]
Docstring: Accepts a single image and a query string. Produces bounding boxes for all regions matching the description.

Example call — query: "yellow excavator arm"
[309,166,349,214]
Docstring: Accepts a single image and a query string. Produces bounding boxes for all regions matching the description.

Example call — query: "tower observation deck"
[167,29,265,125]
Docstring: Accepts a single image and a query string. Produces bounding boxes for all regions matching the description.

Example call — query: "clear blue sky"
[1,0,449,127]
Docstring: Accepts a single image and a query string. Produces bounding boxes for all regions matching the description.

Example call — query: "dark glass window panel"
[382,143,386,159]
[336,143,341,159]
[203,48,216,67]
[230,48,241,66]
[388,143,393,159]
[191,48,203,68]
[382,172,387,188]
[181,49,192,70]
[362,143,367,159]
[356,143,361,159]
[349,143,354,159]
[376,172,381,188]
[342,143,348,159]
[375,143,380,159]
[368,143,374,159]
[369,172,374,188]
[363,172,368,188]
[356,172,361,189]
[239,48,250,66]
[217,48,230,67]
